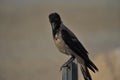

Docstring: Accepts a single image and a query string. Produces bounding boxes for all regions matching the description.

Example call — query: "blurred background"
[0,0,120,80]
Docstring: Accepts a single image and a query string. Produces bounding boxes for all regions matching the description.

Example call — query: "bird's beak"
[51,23,56,30]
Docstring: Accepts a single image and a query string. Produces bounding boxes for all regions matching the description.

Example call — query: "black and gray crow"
[48,12,98,80]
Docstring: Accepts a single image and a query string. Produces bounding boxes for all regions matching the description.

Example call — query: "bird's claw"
[59,56,75,71]
[60,63,70,71]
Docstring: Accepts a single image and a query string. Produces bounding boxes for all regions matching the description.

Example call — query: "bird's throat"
[51,23,60,38]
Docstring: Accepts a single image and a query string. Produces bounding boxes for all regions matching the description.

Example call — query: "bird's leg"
[60,56,75,71]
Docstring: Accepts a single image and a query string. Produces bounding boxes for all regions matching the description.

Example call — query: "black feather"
[61,29,89,60]
[61,28,98,72]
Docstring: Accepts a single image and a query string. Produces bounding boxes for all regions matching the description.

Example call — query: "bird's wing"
[61,28,89,61]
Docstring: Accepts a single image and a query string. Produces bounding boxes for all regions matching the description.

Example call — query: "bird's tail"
[86,59,99,73]
[80,64,92,80]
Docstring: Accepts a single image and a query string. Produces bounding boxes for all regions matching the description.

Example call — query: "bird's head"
[49,13,62,30]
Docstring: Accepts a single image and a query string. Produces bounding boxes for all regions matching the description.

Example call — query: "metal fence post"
[62,59,78,80]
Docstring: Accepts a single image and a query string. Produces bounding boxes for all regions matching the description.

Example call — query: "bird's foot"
[60,56,75,71]
[60,62,70,71]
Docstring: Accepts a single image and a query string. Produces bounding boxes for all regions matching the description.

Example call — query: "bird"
[48,12,98,80]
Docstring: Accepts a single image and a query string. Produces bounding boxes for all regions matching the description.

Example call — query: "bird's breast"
[54,32,73,55]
